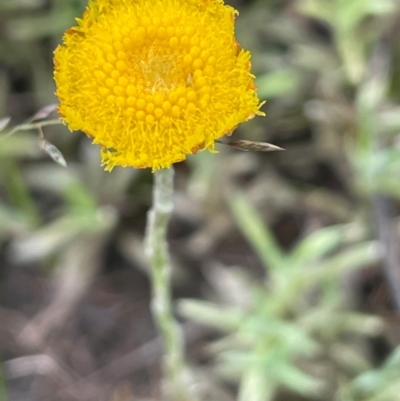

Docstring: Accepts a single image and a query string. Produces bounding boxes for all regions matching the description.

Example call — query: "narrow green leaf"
[289,225,345,266]
[229,193,286,272]
[177,299,244,331]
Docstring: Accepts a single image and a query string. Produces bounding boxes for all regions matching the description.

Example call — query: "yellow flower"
[54,0,263,171]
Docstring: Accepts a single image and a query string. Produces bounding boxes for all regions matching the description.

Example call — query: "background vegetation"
[2,0,400,400]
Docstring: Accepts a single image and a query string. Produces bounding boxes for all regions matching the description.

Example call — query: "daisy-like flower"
[54,0,264,171]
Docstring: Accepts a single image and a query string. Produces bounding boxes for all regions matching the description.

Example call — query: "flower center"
[137,51,176,92]
[90,14,218,126]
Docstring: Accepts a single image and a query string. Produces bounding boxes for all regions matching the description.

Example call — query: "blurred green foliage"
[179,194,382,401]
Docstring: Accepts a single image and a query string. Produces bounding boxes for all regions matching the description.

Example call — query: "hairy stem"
[145,167,193,401]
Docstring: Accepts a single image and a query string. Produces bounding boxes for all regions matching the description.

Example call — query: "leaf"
[351,370,382,394]
[39,139,67,168]
[294,241,380,288]
[177,299,244,331]
[229,193,286,272]
[289,225,346,267]
[269,360,322,396]
[29,104,58,122]
[217,139,284,152]
[383,345,400,370]
[297,0,334,23]
[337,0,395,30]
[0,117,11,132]
[256,69,300,99]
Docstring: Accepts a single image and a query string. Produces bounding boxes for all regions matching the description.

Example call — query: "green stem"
[145,167,194,401]
[1,119,63,141]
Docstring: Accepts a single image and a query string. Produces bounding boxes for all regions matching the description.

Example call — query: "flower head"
[54,0,263,171]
